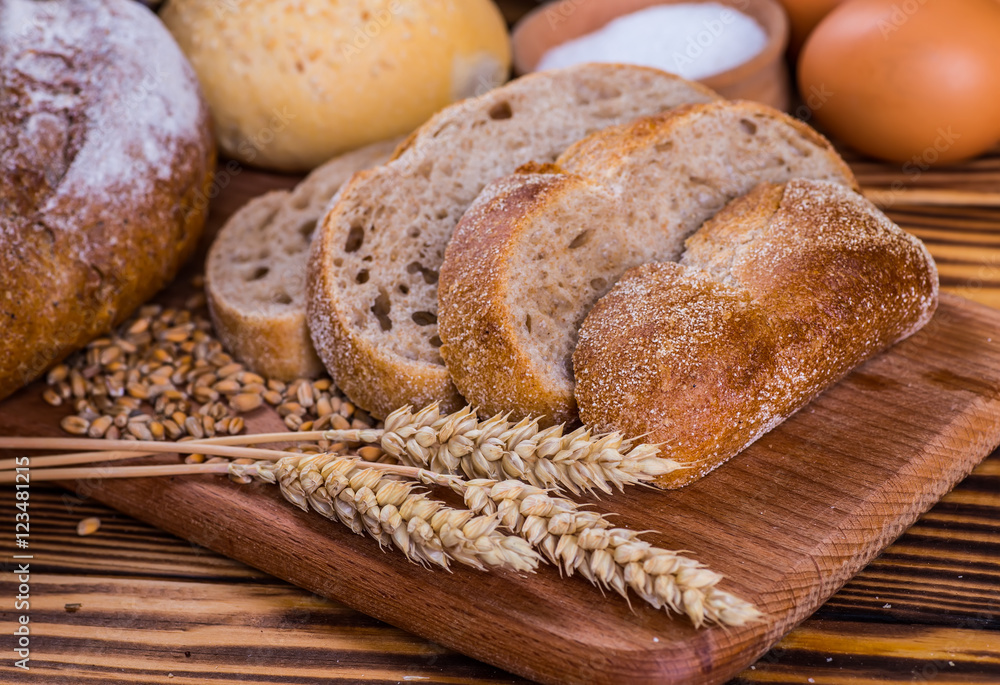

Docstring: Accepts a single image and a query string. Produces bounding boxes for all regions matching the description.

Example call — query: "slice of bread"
[206,139,399,381]
[437,101,858,424]
[308,64,720,419]
[573,180,938,488]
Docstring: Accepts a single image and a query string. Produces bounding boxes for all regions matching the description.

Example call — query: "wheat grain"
[245,453,759,627]
[44,288,379,445]
[4,447,758,629]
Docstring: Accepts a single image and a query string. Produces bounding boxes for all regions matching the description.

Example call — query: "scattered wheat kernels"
[231,393,262,413]
[60,415,89,435]
[228,417,245,435]
[87,416,113,439]
[44,288,378,446]
[184,416,205,439]
[76,517,101,536]
[358,446,383,462]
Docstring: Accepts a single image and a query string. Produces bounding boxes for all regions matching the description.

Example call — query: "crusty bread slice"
[308,64,720,419]
[438,100,858,424]
[573,180,938,488]
[206,139,399,380]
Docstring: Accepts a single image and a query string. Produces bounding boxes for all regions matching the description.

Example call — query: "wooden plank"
[2,293,1000,684]
[3,41,1000,679]
[737,621,1000,684]
[2,449,997,685]
[0,488,525,685]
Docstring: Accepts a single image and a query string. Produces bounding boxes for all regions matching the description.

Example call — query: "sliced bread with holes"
[307,64,720,418]
[437,101,858,424]
[206,138,399,380]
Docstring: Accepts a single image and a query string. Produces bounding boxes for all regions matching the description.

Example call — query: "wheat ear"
[456,479,762,628]
[374,404,683,495]
[8,450,758,628]
[234,454,539,574]
[247,455,758,627]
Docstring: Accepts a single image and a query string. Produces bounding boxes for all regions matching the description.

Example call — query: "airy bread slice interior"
[206,139,398,380]
[437,101,858,423]
[308,64,719,418]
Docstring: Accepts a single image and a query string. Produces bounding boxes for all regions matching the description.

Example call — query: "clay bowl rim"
[511,0,789,92]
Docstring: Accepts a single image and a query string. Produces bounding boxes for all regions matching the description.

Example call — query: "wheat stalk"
[375,404,683,495]
[7,448,759,628]
[232,454,540,574]
[246,455,757,627]
[0,404,682,497]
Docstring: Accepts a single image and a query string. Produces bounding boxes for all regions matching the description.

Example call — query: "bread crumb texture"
[308,64,719,418]
[205,139,398,381]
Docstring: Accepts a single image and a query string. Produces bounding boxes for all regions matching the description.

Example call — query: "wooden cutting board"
[3,289,1000,684]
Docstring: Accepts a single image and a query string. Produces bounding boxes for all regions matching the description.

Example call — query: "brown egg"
[798,0,1000,165]
[778,0,846,53]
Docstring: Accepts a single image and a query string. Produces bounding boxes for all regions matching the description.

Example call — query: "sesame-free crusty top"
[573,180,939,488]
[0,0,214,400]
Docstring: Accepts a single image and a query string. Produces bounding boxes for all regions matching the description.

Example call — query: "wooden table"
[3,156,1000,685]
[3,1,1000,680]
[0,452,994,684]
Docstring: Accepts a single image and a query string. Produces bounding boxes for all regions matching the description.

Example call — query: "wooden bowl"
[512,0,791,111]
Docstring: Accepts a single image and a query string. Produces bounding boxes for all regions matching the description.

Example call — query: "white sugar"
[537,3,767,80]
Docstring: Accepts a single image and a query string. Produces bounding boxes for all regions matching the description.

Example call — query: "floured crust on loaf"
[0,0,215,400]
[308,63,720,418]
[573,180,939,488]
[206,139,398,381]
[439,101,858,423]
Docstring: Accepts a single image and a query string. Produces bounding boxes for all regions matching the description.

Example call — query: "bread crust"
[573,180,939,488]
[206,140,398,381]
[0,0,214,400]
[439,171,594,425]
[439,101,859,423]
[307,64,720,419]
[559,101,858,190]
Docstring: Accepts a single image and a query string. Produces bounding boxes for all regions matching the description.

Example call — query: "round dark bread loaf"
[0,0,215,400]
[572,180,939,489]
